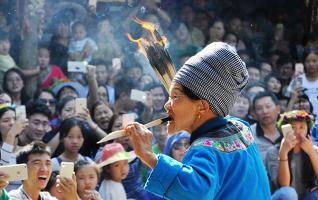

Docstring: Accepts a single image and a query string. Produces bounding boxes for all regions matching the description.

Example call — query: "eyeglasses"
[38,98,56,105]
[173,141,190,150]
[168,94,185,103]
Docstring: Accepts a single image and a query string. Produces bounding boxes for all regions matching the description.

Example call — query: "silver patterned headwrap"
[173,42,249,117]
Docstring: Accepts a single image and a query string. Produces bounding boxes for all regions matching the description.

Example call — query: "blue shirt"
[145,117,271,200]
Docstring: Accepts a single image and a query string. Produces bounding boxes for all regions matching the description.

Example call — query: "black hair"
[90,101,113,121]
[56,86,78,100]
[302,48,318,63]
[55,96,75,114]
[0,106,14,119]
[144,83,168,100]
[0,106,15,142]
[26,100,51,119]
[114,76,138,99]
[252,91,280,110]
[16,141,51,164]
[276,55,295,67]
[90,59,111,67]
[244,82,266,93]
[264,73,282,93]
[3,68,30,104]
[38,43,50,51]
[107,111,126,133]
[59,118,85,140]
[33,89,56,100]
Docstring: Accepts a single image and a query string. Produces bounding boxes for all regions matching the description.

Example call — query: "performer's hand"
[125,122,158,168]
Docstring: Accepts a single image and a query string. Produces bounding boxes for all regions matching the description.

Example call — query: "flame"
[126,33,148,57]
[127,17,167,50]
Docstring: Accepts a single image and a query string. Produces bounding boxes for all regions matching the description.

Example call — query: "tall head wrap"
[173,42,249,117]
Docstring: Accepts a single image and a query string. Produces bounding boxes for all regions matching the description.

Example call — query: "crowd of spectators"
[0,0,317,199]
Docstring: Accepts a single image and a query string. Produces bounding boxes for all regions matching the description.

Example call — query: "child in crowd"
[97,143,135,200]
[69,21,98,62]
[75,160,102,200]
[51,118,92,171]
[0,31,16,89]
[36,46,66,89]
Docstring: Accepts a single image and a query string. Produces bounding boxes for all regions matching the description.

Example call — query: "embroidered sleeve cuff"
[144,154,183,197]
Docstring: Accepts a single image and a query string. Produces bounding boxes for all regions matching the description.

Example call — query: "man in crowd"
[8,142,77,199]
[18,101,51,146]
[251,91,282,162]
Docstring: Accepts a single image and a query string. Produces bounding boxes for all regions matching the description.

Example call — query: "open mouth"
[38,176,47,181]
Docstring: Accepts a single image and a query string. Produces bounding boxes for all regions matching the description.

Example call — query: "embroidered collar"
[190,117,228,144]
[191,120,254,152]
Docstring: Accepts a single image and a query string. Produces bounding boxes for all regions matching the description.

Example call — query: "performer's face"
[165,83,200,134]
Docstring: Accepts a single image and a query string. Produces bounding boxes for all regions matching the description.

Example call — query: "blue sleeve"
[145,147,218,200]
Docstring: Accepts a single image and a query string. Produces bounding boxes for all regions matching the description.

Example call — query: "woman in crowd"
[264,73,283,98]
[163,131,190,162]
[0,105,28,164]
[229,91,250,121]
[287,48,318,124]
[207,19,226,44]
[265,110,318,200]
[90,101,114,134]
[2,68,30,106]
[51,118,92,171]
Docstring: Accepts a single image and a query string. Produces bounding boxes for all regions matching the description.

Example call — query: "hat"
[97,143,136,168]
[277,110,315,130]
[163,131,190,157]
[51,82,87,98]
[173,42,249,117]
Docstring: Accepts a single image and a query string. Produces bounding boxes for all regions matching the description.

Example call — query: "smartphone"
[130,89,148,104]
[67,61,87,73]
[112,58,121,71]
[295,63,304,75]
[15,105,26,120]
[122,113,135,127]
[75,98,87,115]
[0,164,28,181]
[282,124,294,138]
[60,162,74,179]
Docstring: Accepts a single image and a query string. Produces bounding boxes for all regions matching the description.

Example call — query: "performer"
[125,42,271,199]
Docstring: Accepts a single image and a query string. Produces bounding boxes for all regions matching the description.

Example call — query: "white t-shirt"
[98,179,127,200]
[287,74,318,123]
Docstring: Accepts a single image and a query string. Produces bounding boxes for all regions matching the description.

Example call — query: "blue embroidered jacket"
[145,116,271,200]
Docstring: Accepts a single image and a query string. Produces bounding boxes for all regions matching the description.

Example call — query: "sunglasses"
[173,141,190,150]
[39,98,56,105]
